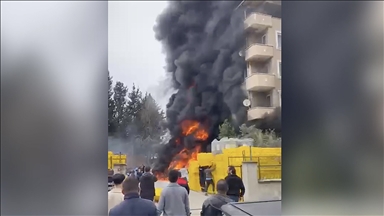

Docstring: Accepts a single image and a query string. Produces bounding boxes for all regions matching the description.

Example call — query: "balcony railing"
[248,107,275,121]
[245,13,272,30]
[246,73,275,91]
[245,43,273,61]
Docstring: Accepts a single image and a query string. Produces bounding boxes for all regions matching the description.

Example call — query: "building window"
[266,93,272,107]
[261,34,267,45]
[276,31,281,49]
[277,60,282,78]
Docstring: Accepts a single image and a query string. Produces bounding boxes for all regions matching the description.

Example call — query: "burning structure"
[152,1,247,174]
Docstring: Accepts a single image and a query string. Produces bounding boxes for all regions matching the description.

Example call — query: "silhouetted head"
[112,173,126,186]
[122,177,139,195]
[144,166,151,173]
[228,166,236,175]
[216,179,229,195]
[168,169,179,183]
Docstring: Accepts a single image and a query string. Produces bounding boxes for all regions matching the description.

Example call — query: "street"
[155,181,208,216]
[156,191,207,216]
[188,191,207,216]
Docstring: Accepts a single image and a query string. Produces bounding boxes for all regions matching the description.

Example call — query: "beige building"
[240,1,281,122]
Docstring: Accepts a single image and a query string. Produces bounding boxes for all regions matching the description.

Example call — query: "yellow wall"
[187,146,281,193]
[108,151,127,170]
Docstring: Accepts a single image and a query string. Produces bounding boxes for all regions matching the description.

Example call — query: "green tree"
[218,119,237,139]
[113,81,129,137]
[137,93,165,163]
[239,124,281,147]
[108,72,116,135]
[139,93,165,139]
[127,84,143,129]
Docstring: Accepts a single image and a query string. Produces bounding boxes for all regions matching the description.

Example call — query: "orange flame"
[155,119,208,180]
[155,145,200,180]
[195,129,208,140]
[165,120,208,172]
[181,120,199,136]
[191,145,201,160]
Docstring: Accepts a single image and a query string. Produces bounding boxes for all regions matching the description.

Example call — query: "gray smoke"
[152,1,247,172]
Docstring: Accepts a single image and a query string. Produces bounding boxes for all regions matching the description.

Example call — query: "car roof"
[221,200,281,216]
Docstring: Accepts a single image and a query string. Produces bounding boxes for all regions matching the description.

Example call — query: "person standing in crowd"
[176,171,190,194]
[201,180,232,216]
[204,162,216,196]
[108,169,115,192]
[136,168,143,181]
[157,169,190,216]
[225,166,245,202]
[139,166,157,201]
[109,177,157,216]
[199,166,206,192]
[108,174,126,212]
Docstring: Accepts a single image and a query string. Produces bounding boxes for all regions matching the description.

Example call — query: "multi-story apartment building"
[240,1,281,123]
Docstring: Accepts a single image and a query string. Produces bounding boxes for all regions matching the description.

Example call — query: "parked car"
[221,200,281,216]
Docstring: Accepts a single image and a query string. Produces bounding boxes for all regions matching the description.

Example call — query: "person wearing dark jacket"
[176,171,190,194]
[139,166,157,201]
[109,177,157,216]
[201,180,232,216]
[108,169,115,192]
[136,168,143,181]
[199,166,206,191]
[225,166,245,202]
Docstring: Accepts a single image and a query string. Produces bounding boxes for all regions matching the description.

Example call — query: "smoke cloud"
[258,107,281,136]
[152,1,247,172]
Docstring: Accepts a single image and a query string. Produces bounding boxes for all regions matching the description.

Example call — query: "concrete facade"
[242,0,282,121]
[241,161,281,202]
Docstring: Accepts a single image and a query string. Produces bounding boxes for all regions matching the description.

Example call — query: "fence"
[228,156,281,180]
[187,146,281,193]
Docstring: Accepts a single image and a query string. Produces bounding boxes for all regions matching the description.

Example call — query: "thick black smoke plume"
[152,1,247,173]
[258,107,281,136]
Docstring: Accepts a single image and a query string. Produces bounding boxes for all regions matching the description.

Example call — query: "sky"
[108,1,172,109]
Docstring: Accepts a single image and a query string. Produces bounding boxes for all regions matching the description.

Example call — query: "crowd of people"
[126,165,146,180]
[107,165,245,216]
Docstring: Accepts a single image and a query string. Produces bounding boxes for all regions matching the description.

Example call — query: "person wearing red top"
[176,171,190,194]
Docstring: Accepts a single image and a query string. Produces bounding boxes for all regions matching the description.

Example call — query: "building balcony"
[247,107,275,121]
[243,0,281,7]
[245,13,272,32]
[246,73,275,91]
[245,44,273,62]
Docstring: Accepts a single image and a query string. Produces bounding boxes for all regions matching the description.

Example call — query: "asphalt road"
[155,181,208,216]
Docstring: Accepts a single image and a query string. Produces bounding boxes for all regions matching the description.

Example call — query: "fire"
[166,119,208,171]
[195,129,208,140]
[191,145,201,160]
[154,83,209,180]
[181,120,200,136]
[180,120,208,140]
